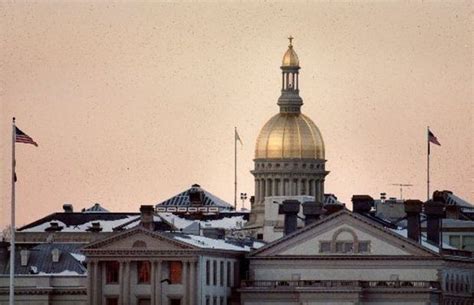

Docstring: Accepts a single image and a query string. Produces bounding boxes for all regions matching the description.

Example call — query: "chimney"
[278,200,300,235]
[45,222,63,232]
[445,205,460,219]
[62,204,73,213]
[189,184,204,206]
[404,200,422,242]
[250,196,255,207]
[351,195,373,214]
[20,249,30,266]
[140,205,155,230]
[424,200,445,246]
[51,248,60,263]
[87,222,102,232]
[324,203,344,216]
[302,201,323,226]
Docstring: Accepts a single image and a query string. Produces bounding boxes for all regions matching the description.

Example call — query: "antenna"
[390,183,413,200]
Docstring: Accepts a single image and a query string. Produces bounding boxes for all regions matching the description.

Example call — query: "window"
[320,241,331,253]
[449,235,461,248]
[359,241,370,253]
[137,298,151,305]
[205,296,210,305]
[137,261,151,284]
[226,261,231,287]
[106,297,118,305]
[170,299,181,305]
[335,241,353,253]
[213,296,217,305]
[220,297,224,305]
[206,260,210,285]
[463,236,474,251]
[105,261,120,284]
[220,261,224,286]
[213,260,217,286]
[169,261,182,284]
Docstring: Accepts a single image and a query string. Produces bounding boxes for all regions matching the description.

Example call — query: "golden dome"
[255,113,325,159]
[282,36,299,67]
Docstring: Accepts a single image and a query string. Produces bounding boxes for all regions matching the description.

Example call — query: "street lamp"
[240,193,247,210]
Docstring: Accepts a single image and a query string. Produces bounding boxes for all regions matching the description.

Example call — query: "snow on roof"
[21,216,139,232]
[391,228,456,253]
[158,213,246,230]
[173,234,250,252]
[446,193,474,209]
[37,270,83,276]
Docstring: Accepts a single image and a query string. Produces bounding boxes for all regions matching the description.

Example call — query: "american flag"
[428,129,440,146]
[15,127,38,146]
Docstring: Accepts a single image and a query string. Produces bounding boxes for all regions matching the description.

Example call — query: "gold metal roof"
[282,36,299,67]
[255,113,325,159]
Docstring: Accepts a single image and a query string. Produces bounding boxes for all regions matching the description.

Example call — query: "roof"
[19,213,140,232]
[83,226,251,253]
[251,209,441,257]
[156,185,233,210]
[157,212,247,230]
[82,203,110,213]
[1,243,86,275]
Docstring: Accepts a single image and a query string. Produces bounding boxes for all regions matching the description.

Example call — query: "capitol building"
[0,39,473,305]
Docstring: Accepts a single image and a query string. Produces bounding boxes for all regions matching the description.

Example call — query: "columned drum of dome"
[249,37,329,228]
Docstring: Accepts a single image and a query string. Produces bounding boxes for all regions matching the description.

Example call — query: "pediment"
[252,210,438,257]
[83,227,196,251]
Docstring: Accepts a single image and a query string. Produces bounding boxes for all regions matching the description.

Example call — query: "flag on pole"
[428,129,441,146]
[235,128,243,145]
[15,127,38,146]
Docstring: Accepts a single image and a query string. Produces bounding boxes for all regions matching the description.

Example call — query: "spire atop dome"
[278,36,302,113]
[282,35,299,67]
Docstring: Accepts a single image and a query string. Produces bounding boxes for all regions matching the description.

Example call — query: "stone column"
[156,260,162,305]
[121,261,131,305]
[189,261,196,305]
[92,260,99,305]
[96,261,102,304]
[255,180,260,204]
[182,261,188,305]
[272,178,277,196]
[260,178,265,202]
[151,261,156,305]
[87,261,95,305]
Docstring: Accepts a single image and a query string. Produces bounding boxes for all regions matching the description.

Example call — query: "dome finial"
[288,35,294,47]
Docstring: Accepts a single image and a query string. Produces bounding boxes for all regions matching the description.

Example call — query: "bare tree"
[1,225,12,242]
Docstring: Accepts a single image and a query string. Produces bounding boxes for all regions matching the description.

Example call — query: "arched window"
[132,240,147,248]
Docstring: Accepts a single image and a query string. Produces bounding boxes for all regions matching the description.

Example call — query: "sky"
[0,1,472,228]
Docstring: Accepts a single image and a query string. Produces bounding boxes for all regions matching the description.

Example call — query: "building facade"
[82,227,248,305]
[240,209,474,305]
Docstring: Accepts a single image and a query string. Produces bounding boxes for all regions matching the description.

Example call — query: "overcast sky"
[1,1,472,227]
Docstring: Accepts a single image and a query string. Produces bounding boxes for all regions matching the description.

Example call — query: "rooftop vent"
[63,204,73,213]
[87,222,102,232]
[45,222,63,232]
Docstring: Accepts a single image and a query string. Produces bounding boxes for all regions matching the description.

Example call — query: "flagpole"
[234,127,237,210]
[9,117,16,305]
[427,126,430,201]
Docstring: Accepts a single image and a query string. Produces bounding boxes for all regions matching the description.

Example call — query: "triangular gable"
[251,209,439,257]
[83,227,197,251]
